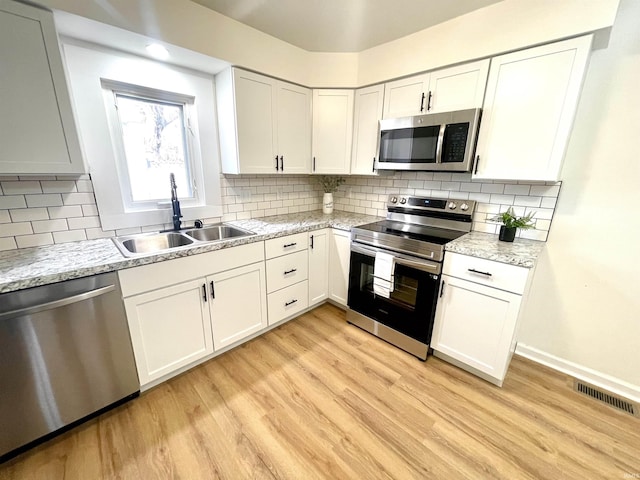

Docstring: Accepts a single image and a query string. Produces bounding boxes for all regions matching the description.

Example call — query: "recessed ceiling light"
[146,43,169,59]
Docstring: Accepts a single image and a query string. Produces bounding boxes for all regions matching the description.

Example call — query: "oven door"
[347,243,441,344]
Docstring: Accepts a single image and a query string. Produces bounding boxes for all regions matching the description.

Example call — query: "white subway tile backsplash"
[85,227,115,240]
[81,204,99,217]
[530,185,561,197]
[0,195,27,209]
[49,205,84,219]
[481,183,505,194]
[514,195,542,208]
[1,181,42,195]
[9,208,48,222]
[25,194,63,208]
[16,233,53,248]
[0,222,33,237]
[489,194,515,205]
[0,210,9,223]
[63,192,95,205]
[75,180,94,193]
[504,184,531,195]
[541,197,558,208]
[40,180,77,194]
[67,216,101,230]
[53,230,87,243]
[32,219,68,233]
[0,237,17,251]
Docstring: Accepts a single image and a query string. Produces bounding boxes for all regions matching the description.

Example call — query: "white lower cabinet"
[267,280,309,325]
[308,229,329,306]
[208,262,267,350]
[123,279,213,386]
[431,252,534,386]
[328,229,351,306]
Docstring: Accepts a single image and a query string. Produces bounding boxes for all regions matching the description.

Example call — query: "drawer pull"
[285,299,298,307]
[468,268,492,277]
[283,242,297,248]
[284,269,297,275]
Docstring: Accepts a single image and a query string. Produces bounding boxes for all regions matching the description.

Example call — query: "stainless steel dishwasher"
[0,272,139,462]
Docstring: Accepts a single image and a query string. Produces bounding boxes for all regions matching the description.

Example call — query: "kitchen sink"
[182,224,254,242]
[113,223,255,257]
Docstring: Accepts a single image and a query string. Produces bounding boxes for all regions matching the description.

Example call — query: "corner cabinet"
[216,68,311,174]
[431,252,535,387]
[312,89,354,174]
[382,60,489,119]
[351,84,384,175]
[119,242,267,388]
[473,35,592,181]
[0,0,85,174]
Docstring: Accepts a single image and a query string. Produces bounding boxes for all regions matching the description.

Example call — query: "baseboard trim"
[515,343,640,404]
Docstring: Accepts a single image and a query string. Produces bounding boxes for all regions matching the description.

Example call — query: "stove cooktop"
[354,220,467,245]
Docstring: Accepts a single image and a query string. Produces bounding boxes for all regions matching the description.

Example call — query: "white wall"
[518,0,640,395]
[39,0,618,87]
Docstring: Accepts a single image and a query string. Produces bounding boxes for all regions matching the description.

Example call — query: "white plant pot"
[323,192,334,214]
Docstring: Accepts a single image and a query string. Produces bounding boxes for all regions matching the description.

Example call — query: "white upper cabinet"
[351,84,384,175]
[216,68,311,174]
[382,60,489,119]
[0,1,85,175]
[473,36,592,181]
[312,89,354,174]
[382,74,430,118]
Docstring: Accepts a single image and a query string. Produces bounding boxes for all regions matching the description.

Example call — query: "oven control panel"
[388,196,474,215]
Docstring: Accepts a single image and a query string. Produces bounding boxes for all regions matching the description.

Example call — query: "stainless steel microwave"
[377,108,481,172]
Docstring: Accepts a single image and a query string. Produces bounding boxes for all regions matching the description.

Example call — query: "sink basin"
[115,232,194,257]
[183,224,254,242]
[113,223,255,257]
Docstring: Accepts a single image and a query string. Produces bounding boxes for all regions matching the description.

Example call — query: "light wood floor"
[2,303,639,479]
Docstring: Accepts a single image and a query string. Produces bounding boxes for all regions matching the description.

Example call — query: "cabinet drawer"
[267,280,308,325]
[443,252,529,294]
[265,232,308,259]
[266,250,308,293]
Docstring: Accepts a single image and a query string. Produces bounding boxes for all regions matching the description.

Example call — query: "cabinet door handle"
[310,235,314,249]
[210,281,215,299]
[202,283,207,302]
[439,281,446,298]
[285,299,298,307]
[372,157,376,172]
[468,268,492,277]
[313,156,316,172]
[427,91,433,111]
[279,155,283,171]
[284,268,297,275]
[474,155,480,175]
[283,242,297,248]
[420,92,425,112]
[275,155,279,171]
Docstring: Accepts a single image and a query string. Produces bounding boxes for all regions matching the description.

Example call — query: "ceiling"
[191,0,505,52]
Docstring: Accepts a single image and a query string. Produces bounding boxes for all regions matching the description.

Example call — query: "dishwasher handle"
[0,284,116,321]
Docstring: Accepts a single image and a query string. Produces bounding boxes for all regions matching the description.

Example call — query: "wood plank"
[1,303,639,480]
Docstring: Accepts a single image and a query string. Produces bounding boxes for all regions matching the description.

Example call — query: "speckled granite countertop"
[445,231,544,268]
[0,211,381,294]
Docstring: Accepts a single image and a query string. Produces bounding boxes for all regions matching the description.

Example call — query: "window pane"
[116,94,193,202]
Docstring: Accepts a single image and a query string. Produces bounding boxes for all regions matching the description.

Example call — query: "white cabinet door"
[474,36,592,181]
[312,89,354,174]
[431,275,522,383]
[208,262,267,350]
[232,69,278,174]
[308,229,329,305]
[351,84,384,175]
[0,1,84,174]
[123,279,213,386]
[276,82,311,173]
[328,229,351,306]
[383,73,430,119]
[267,280,309,325]
[428,60,489,113]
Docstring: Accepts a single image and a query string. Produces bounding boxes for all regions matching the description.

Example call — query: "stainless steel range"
[347,195,476,360]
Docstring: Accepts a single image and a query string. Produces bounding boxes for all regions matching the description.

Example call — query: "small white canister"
[323,192,334,214]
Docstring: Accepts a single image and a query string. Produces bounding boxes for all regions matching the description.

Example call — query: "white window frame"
[60,40,223,232]
[101,79,203,213]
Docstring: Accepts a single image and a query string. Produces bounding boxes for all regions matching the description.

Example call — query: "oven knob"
[390,196,398,204]
[460,203,469,211]
[400,198,407,204]
[448,202,457,210]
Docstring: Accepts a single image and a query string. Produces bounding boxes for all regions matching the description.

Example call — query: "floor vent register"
[574,380,638,417]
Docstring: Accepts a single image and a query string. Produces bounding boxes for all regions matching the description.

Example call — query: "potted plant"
[489,207,536,242]
[317,176,345,214]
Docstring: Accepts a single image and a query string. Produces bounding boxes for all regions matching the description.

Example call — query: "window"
[62,43,222,231]
[102,80,201,212]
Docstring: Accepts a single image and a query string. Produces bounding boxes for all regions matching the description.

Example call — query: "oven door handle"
[350,243,441,274]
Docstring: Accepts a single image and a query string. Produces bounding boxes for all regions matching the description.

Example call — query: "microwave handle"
[434,123,446,164]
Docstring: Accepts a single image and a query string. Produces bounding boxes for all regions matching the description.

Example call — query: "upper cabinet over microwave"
[0,0,85,175]
[377,108,481,172]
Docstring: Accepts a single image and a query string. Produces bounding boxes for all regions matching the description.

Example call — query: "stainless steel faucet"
[169,173,182,231]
